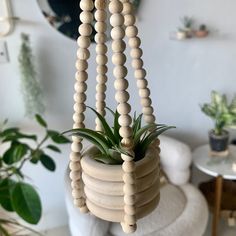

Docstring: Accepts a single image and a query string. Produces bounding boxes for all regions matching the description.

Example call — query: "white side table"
[193,144,236,236]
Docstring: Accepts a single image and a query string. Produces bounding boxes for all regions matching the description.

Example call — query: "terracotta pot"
[195,30,209,38]
[81,146,160,222]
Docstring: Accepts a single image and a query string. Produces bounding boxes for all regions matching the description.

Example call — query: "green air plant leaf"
[11,182,42,224]
[46,145,61,153]
[40,154,56,171]
[48,130,71,144]
[35,114,47,128]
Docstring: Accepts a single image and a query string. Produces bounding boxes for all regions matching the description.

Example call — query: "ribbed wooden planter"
[81,146,160,223]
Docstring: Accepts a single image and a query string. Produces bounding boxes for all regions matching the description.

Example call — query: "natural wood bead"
[142,106,154,115]
[96,101,106,110]
[113,65,127,78]
[124,14,135,26]
[121,152,134,161]
[77,36,91,48]
[114,78,128,90]
[77,48,90,60]
[95,22,107,33]
[74,198,85,207]
[74,93,86,103]
[80,206,89,213]
[70,152,82,161]
[74,82,87,93]
[119,126,132,138]
[118,114,132,126]
[134,69,146,80]
[132,58,143,69]
[80,11,93,24]
[71,180,81,189]
[73,113,85,123]
[117,103,131,114]
[123,172,136,184]
[96,75,108,83]
[129,37,141,48]
[72,136,82,143]
[109,0,123,14]
[139,88,150,98]
[126,25,138,38]
[121,222,137,234]
[124,205,136,215]
[96,44,108,54]
[95,33,107,43]
[80,0,94,11]
[95,93,106,101]
[95,0,106,10]
[96,55,108,65]
[95,9,107,21]
[97,65,108,74]
[73,123,85,129]
[130,48,143,58]
[79,24,93,36]
[71,142,83,152]
[122,2,133,15]
[124,214,136,225]
[115,91,130,103]
[136,79,148,88]
[124,195,136,205]
[111,27,125,39]
[141,97,152,106]
[75,71,88,82]
[112,53,126,65]
[96,84,107,92]
[144,115,156,124]
[112,40,126,52]
[73,103,86,113]
[75,60,88,71]
[122,161,135,172]
[110,13,124,27]
[122,138,134,148]
[72,189,84,198]
[70,171,81,181]
[123,184,136,195]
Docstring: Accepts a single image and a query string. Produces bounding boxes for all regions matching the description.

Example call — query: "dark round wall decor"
[37,0,141,41]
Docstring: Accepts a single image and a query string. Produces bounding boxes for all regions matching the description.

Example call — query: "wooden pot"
[81,146,160,223]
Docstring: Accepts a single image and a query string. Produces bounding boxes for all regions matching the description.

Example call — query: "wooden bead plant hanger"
[70,0,160,233]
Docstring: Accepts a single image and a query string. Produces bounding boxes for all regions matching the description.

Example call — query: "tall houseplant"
[201,91,236,153]
[0,115,70,235]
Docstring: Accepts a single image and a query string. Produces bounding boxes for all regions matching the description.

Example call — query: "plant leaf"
[11,182,42,224]
[0,224,10,236]
[40,154,56,171]
[35,114,47,128]
[46,145,61,153]
[93,153,118,165]
[48,130,71,144]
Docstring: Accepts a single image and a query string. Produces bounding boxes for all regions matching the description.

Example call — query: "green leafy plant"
[0,115,70,235]
[201,91,236,135]
[199,24,207,31]
[64,107,174,165]
[180,16,194,29]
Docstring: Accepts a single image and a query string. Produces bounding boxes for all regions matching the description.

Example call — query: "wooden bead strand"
[70,0,94,213]
[109,0,137,233]
[95,0,108,131]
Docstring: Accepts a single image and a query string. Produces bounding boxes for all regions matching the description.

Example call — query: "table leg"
[212,175,223,236]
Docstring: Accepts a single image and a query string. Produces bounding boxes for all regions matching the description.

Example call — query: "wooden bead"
[121,222,137,234]
[112,40,126,52]
[109,0,123,14]
[112,53,126,65]
[73,113,85,123]
[96,101,106,110]
[122,139,134,148]
[118,114,132,126]
[129,37,141,48]
[80,206,89,213]
[124,214,136,225]
[95,0,106,10]
[136,78,148,88]
[74,198,85,207]
[130,48,143,58]
[124,205,136,215]
[95,33,107,43]
[113,65,128,78]
[141,97,152,107]
[77,48,90,60]
[73,123,85,129]
[96,44,108,54]
[119,126,132,138]
[144,115,156,124]
[115,91,129,103]
[71,180,81,189]
[123,172,136,184]
[96,75,108,83]
[124,14,135,26]
[126,26,138,38]
[122,161,135,172]
[97,65,108,74]
[96,55,108,65]
[96,84,107,92]
[74,82,87,93]
[70,171,81,181]
[122,2,133,15]
[139,88,150,98]
[142,106,154,115]
[124,195,136,205]
[110,13,124,27]
[73,103,86,113]
[95,22,107,33]
[74,93,86,103]
[117,103,131,114]
[75,71,88,82]
[121,152,134,161]
[77,36,91,48]
[111,27,125,39]
[114,78,128,90]
[79,24,92,36]
[95,10,107,21]
[123,184,136,195]
[72,189,84,198]
[95,93,106,101]
[80,11,93,24]
[72,136,82,143]
[134,69,146,80]
[80,0,94,11]
[132,59,143,69]
[70,152,81,161]
[75,60,88,71]
[71,142,83,152]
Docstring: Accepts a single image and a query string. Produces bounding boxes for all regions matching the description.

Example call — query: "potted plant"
[0,115,70,235]
[65,107,174,223]
[177,16,194,39]
[195,24,209,38]
[201,91,236,154]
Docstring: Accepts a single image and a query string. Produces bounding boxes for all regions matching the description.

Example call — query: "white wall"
[1,0,236,230]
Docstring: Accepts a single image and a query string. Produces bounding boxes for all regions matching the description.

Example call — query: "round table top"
[193,144,236,180]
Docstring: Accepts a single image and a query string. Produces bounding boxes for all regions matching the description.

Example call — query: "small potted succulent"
[201,91,236,153]
[176,16,194,39]
[195,24,209,38]
[65,107,174,222]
